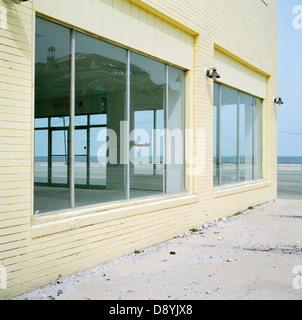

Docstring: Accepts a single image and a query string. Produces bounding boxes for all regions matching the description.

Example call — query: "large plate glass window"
[130,52,165,197]
[213,83,263,187]
[34,17,186,215]
[74,32,127,207]
[34,17,70,214]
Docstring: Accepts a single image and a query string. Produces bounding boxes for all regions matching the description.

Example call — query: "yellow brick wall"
[0,0,277,299]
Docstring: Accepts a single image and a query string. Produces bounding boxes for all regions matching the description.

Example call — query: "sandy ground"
[11,198,302,301]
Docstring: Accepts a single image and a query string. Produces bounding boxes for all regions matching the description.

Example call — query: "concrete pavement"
[11,198,302,300]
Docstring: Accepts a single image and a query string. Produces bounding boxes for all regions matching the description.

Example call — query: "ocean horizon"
[277,156,302,164]
[35,156,302,164]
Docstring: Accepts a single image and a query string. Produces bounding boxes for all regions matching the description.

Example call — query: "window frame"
[34,15,187,215]
[213,82,263,187]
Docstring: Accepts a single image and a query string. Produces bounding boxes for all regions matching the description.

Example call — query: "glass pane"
[75,115,87,127]
[34,17,70,214]
[34,129,48,183]
[75,129,87,185]
[90,114,107,126]
[239,92,254,182]
[35,118,48,128]
[51,130,68,184]
[155,109,164,175]
[213,82,220,186]
[35,18,70,119]
[51,117,69,127]
[90,127,106,186]
[130,52,166,197]
[133,110,154,175]
[254,98,262,179]
[166,66,185,193]
[220,86,238,185]
[74,31,127,207]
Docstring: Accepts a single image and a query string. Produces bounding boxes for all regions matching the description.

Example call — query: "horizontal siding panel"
[0,129,31,139]
[0,158,31,167]
[0,36,32,53]
[0,181,31,190]
[0,98,31,109]
[0,51,31,68]
[0,205,31,216]
[0,120,31,131]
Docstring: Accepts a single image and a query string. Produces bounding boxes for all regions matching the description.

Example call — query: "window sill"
[31,192,199,238]
[213,179,271,199]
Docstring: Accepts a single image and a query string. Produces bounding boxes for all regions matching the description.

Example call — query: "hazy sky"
[277,0,302,156]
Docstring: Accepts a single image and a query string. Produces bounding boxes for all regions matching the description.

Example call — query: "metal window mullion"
[164,65,168,194]
[69,29,76,209]
[183,71,186,191]
[217,84,222,186]
[260,100,263,179]
[87,115,90,188]
[153,109,156,176]
[126,50,131,199]
[48,117,51,186]
[237,92,240,182]
[252,98,256,180]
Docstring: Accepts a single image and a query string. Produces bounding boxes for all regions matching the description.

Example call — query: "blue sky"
[277,0,302,156]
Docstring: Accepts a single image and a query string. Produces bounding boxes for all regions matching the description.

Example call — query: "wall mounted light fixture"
[205,68,220,80]
[4,0,28,4]
[274,97,284,105]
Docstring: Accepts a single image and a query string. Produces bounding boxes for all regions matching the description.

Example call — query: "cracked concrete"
[11,198,302,300]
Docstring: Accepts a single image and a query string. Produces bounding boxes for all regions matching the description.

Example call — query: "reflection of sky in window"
[130,52,165,85]
[168,66,182,90]
[75,32,127,63]
[35,17,70,63]
[216,86,258,158]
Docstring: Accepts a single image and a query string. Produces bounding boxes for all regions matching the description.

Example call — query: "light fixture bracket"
[205,67,221,80]
[274,97,284,105]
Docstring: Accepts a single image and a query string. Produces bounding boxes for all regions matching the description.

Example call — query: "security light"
[4,0,28,4]
[205,68,221,80]
[274,97,284,105]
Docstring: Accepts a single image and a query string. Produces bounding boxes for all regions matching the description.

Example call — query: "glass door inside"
[51,129,68,185]
[75,129,87,186]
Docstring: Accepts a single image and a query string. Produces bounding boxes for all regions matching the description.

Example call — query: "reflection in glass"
[74,31,127,207]
[133,110,154,175]
[166,66,185,193]
[213,83,219,186]
[155,109,164,176]
[90,127,106,186]
[213,83,263,187]
[34,17,70,214]
[34,129,48,183]
[51,117,69,128]
[75,115,87,127]
[74,129,87,185]
[90,114,107,126]
[51,130,68,185]
[239,92,254,182]
[254,98,263,179]
[220,86,238,185]
[35,118,48,128]
[130,52,166,197]
[34,17,187,215]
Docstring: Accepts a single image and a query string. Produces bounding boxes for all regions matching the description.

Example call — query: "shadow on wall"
[1,1,32,59]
